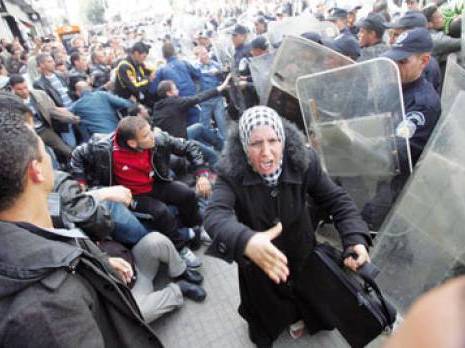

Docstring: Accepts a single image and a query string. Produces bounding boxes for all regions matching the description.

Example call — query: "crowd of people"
[0,0,463,347]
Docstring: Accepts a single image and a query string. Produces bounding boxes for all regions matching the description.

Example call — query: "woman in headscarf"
[204,106,372,347]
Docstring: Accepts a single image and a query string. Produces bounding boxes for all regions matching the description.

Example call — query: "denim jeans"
[187,123,223,166]
[186,106,200,126]
[60,123,77,148]
[199,96,226,139]
[103,201,149,246]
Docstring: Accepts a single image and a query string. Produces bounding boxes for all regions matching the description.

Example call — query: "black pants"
[133,180,201,250]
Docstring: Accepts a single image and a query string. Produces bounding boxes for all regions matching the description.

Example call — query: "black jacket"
[204,120,370,341]
[33,74,71,107]
[90,63,111,89]
[70,129,208,187]
[0,221,162,348]
[152,88,220,139]
[114,56,152,102]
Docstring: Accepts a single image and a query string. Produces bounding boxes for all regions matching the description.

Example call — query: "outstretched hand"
[244,223,289,284]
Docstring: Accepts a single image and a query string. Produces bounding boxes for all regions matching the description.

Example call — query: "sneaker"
[200,226,212,244]
[180,247,202,268]
[289,320,305,339]
[175,269,203,285]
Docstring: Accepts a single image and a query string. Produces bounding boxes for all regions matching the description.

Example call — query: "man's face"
[347,12,356,26]
[168,83,179,97]
[35,136,54,193]
[251,47,266,57]
[430,10,444,30]
[12,81,30,99]
[133,124,155,150]
[132,51,147,64]
[389,28,405,45]
[359,28,376,48]
[255,22,266,34]
[397,53,429,84]
[76,56,88,71]
[198,48,210,64]
[198,37,210,47]
[232,34,246,47]
[40,56,55,74]
[94,51,106,64]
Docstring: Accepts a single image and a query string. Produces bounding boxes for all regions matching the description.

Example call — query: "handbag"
[294,243,396,348]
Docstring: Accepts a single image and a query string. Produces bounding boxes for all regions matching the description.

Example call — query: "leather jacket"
[70,129,208,187]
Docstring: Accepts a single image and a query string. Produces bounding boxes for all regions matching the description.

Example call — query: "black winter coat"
[33,74,71,107]
[204,120,370,342]
[70,129,207,187]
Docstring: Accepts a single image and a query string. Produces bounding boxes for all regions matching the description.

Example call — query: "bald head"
[75,81,92,97]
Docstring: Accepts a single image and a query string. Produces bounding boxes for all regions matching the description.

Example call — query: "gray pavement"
[151,244,388,348]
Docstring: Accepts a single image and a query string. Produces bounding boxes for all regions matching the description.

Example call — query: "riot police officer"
[326,8,361,60]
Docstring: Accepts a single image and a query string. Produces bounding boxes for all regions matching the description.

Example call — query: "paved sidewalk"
[151,246,387,348]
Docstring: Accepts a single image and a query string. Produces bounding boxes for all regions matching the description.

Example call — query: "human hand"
[244,223,289,284]
[96,185,133,206]
[195,176,212,198]
[70,115,80,124]
[217,73,232,91]
[108,257,134,285]
[343,244,370,272]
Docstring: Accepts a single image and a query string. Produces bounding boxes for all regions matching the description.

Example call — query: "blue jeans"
[187,123,223,166]
[60,124,77,148]
[104,201,149,246]
[186,106,200,126]
[200,96,226,139]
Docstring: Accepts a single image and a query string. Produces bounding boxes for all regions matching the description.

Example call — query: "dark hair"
[162,42,175,59]
[0,92,33,124]
[0,117,40,211]
[8,74,26,87]
[423,5,438,23]
[157,80,175,98]
[116,116,149,147]
[131,41,150,54]
[70,52,81,67]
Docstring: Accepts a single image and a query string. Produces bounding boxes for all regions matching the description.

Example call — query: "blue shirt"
[149,57,201,97]
[196,60,222,91]
[69,90,134,134]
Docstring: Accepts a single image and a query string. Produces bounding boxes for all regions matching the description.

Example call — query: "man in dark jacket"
[114,42,154,104]
[70,116,211,255]
[0,121,162,348]
[152,76,230,164]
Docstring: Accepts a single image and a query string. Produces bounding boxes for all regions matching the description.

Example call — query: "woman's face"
[247,126,283,175]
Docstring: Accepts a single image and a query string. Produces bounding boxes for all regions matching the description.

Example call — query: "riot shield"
[249,52,275,105]
[371,90,465,315]
[441,53,465,116]
[267,35,353,132]
[267,14,339,47]
[296,58,412,215]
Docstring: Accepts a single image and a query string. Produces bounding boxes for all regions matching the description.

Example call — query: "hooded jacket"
[0,221,162,347]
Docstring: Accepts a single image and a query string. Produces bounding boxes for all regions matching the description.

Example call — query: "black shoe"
[189,227,202,251]
[177,280,207,302]
[176,269,203,285]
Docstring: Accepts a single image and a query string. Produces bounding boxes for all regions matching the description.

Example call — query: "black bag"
[294,243,396,348]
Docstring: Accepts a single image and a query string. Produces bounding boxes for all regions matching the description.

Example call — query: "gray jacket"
[0,221,162,348]
[429,29,461,63]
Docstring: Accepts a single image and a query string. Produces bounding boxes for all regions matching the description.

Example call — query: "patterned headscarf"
[238,106,285,187]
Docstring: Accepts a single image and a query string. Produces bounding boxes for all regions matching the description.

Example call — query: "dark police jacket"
[70,129,207,187]
[403,76,441,165]
[204,120,370,340]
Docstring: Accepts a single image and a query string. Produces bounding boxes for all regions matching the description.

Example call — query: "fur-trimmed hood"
[216,119,311,179]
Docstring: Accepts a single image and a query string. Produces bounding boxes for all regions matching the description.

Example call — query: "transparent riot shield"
[296,58,412,216]
[267,35,353,132]
[267,14,339,47]
[371,90,465,315]
[249,52,275,105]
[441,53,465,116]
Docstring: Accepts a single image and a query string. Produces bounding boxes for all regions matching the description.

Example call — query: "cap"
[301,31,323,44]
[359,13,387,36]
[382,27,433,61]
[254,16,267,24]
[251,36,269,50]
[326,8,348,21]
[386,11,427,29]
[231,24,249,36]
[131,41,150,54]
[323,35,361,59]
